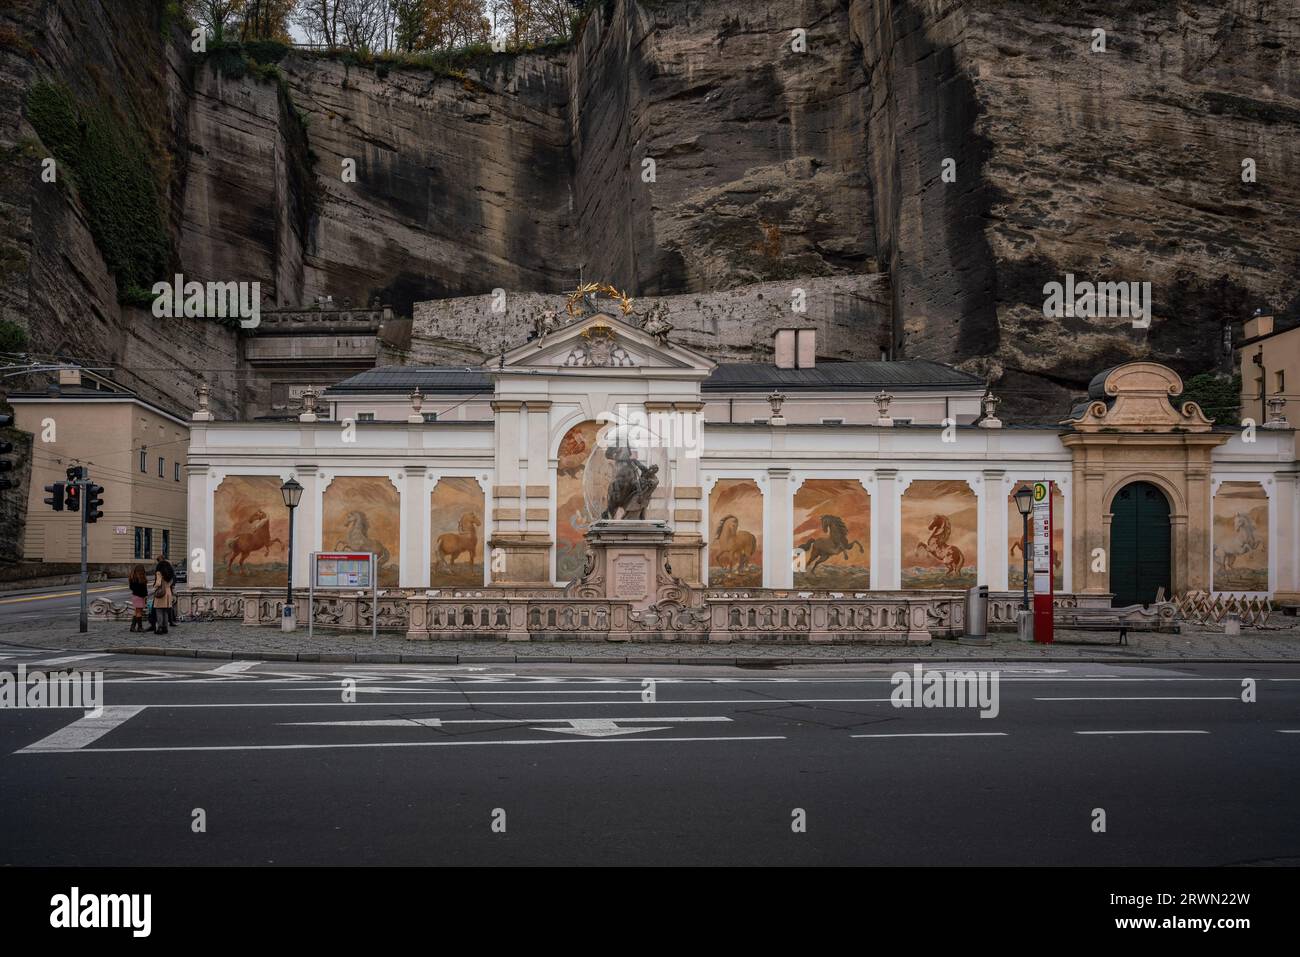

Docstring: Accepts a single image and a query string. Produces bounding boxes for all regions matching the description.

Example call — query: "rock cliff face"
[850,0,1300,412]
[1,0,1298,424]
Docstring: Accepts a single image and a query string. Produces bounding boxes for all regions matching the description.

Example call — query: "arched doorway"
[1109,481,1171,607]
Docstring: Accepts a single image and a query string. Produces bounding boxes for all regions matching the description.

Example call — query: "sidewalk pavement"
[4,615,1300,663]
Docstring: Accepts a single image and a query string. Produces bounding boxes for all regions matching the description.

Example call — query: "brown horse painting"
[712,515,757,573]
[436,512,481,569]
[226,509,284,575]
[916,514,964,576]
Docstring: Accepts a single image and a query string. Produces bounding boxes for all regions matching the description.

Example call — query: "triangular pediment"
[492,313,715,374]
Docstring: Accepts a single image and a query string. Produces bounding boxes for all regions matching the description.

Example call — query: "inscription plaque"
[612,555,650,599]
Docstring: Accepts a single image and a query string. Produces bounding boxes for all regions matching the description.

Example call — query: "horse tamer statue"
[602,445,659,520]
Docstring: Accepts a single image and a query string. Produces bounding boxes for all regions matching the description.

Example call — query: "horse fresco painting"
[1007,482,1064,591]
[793,479,870,588]
[431,477,485,586]
[556,420,603,583]
[708,479,763,586]
[901,479,977,589]
[323,476,401,587]
[213,476,289,587]
[1213,481,1269,592]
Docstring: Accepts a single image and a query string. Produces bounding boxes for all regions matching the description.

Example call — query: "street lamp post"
[1014,486,1033,612]
[280,477,303,632]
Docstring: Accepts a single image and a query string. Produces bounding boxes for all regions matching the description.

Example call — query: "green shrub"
[25,82,170,301]
[0,318,28,353]
[1181,372,1241,426]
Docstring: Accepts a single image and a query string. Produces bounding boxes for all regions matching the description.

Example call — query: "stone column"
[875,469,901,589]
[656,400,705,586]
[1185,461,1213,593]
[185,463,210,589]
[982,470,1007,590]
[768,468,793,588]
[292,465,318,590]
[402,465,428,588]
[1274,471,1300,602]
[488,400,552,584]
[1078,455,1110,597]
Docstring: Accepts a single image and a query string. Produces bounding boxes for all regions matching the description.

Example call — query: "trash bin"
[965,584,988,640]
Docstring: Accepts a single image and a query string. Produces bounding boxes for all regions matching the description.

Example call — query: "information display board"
[314,553,373,589]
[307,552,377,640]
[1031,482,1055,644]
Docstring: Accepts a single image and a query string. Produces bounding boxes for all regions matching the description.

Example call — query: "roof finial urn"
[874,390,894,427]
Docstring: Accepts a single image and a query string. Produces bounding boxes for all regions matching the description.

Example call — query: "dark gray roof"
[701,359,985,392]
[323,366,492,395]
[325,359,985,397]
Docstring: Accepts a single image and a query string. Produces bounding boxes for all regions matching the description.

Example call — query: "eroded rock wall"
[851,0,1300,413]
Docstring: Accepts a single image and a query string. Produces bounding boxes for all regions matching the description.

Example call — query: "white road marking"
[209,661,260,674]
[283,716,731,728]
[1035,696,1240,702]
[1075,730,1209,735]
[17,706,147,753]
[97,697,896,708]
[850,732,1008,739]
[29,654,109,666]
[17,735,787,754]
[311,688,645,695]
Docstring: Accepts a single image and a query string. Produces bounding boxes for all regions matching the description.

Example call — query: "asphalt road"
[0,580,130,625]
[0,646,1296,866]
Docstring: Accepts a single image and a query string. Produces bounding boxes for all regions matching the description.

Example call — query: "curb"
[85,646,1300,666]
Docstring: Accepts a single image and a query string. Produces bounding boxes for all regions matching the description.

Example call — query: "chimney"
[1244,313,1274,340]
[774,329,796,369]
[796,329,815,369]
[774,328,816,369]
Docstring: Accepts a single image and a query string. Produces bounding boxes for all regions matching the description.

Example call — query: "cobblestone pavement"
[4,615,1300,662]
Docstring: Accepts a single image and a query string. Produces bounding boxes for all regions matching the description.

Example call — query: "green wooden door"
[1109,481,1171,607]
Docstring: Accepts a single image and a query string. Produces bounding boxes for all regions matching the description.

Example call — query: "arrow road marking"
[535,719,674,737]
[282,716,732,736]
[18,736,784,754]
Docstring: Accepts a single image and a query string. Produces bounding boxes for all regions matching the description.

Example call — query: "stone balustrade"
[112,587,978,643]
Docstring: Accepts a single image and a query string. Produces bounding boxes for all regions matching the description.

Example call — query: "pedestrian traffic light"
[85,483,104,523]
[65,481,80,512]
[43,480,65,511]
[0,413,13,492]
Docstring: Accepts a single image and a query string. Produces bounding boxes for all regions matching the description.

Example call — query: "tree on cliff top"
[187,0,245,41]
[489,0,577,45]
[187,0,294,42]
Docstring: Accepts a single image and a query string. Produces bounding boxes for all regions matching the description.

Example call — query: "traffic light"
[66,465,85,482]
[64,482,80,512]
[85,483,104,523]
[0,413,13,492]
[43,481,65,511]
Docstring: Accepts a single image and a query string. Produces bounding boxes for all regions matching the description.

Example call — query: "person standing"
[150,561,173,635]
[128,565,148,632]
